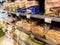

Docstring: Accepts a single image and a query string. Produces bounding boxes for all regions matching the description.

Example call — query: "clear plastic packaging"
[45,29,60,44]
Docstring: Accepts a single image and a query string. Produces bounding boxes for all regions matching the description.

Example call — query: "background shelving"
[0,14,57,45]
[7,11,60,22]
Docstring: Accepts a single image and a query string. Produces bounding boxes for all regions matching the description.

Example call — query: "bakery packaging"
[20,32,30,41]
[22,20,31,32]
[45,30,60,44]
[32,25,44,37]
[45,0,60,17]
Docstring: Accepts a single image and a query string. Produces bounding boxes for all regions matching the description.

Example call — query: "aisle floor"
[0,36,13,45]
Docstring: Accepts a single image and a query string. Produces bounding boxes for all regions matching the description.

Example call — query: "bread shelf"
[0,17,57,45]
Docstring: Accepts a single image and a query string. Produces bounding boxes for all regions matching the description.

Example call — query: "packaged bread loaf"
[22,19,36,32]
[45,0,60,17]
[32,25,44,37]
[45,30,60,44]
[22,19,31,31]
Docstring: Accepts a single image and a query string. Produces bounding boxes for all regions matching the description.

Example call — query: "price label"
[16,13,19,16]
[26,15,30,19]
[45,18,52,23]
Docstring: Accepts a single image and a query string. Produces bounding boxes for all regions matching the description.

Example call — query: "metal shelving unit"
[9,11,60,22]
[1,11,60,45]
[0,17,57,45]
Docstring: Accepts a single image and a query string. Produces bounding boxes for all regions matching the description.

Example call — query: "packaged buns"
[45,30,60,44]
[32,25,44,37]
[22,19,31,32]
[22,22,31,31]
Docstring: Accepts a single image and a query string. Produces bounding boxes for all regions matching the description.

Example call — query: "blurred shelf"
[1,17,57,45]
[13,33,29,45]
[34,35,57,45]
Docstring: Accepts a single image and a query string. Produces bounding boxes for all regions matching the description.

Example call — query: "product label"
[27,1,38,7]
[45,18,52,23]
[46,0,60,5]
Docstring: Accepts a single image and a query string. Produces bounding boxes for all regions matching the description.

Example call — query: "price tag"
[45,18,52,23]
[26,14,30,19]
[16,13,19,16]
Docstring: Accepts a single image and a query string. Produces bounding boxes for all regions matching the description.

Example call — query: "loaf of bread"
[32,25,44,37]
[45,30,60,44]
[22,22,31,31]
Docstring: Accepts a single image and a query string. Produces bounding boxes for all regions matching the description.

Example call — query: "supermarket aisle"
[0,36,12,45]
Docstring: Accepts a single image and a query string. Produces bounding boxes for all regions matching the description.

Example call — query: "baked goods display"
[45,29,60,44]
[15,19,36,32]
[2,16,60,45]
[2,0,60,45]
